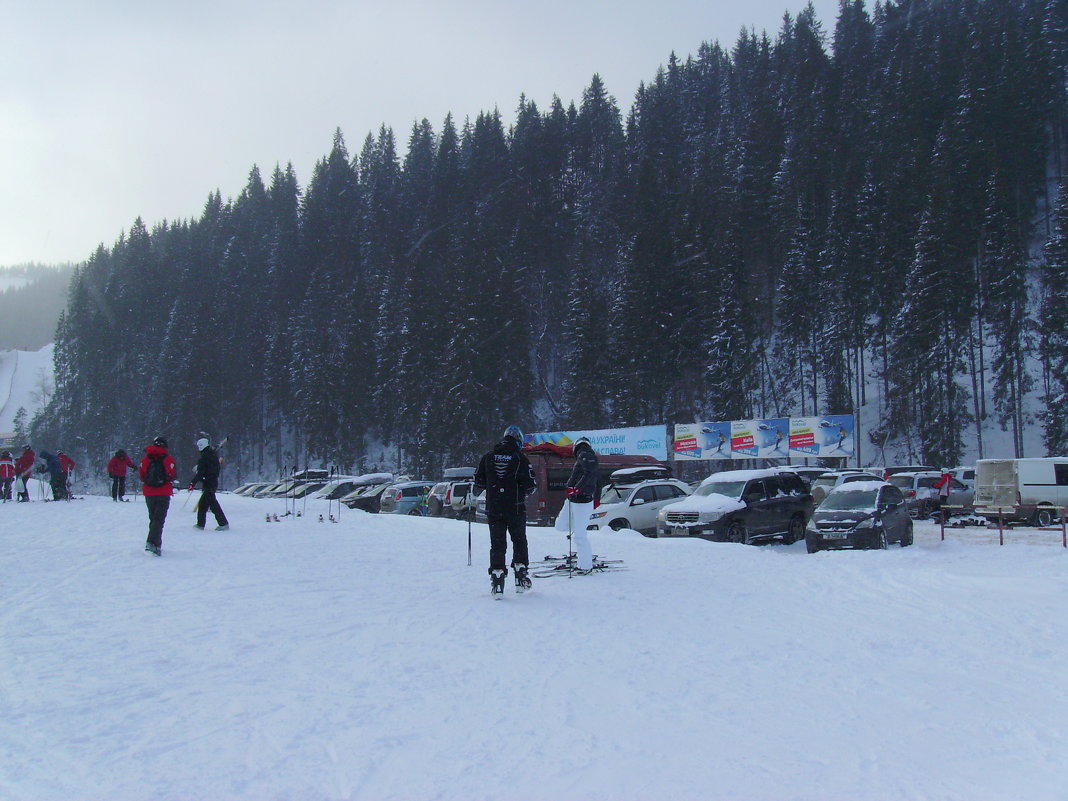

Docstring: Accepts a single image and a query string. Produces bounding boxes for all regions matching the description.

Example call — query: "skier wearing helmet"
[555,436,600,572]
[474,424,537,598]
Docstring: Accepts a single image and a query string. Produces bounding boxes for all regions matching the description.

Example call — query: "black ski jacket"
[474,436,536,517]
[566,444,600,503]
[192,446,221,491]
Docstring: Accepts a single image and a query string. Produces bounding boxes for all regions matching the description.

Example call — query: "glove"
[565,487,579,499]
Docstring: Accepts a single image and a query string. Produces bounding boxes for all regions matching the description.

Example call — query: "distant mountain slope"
[0,265,73,350]
[0,345,54,433]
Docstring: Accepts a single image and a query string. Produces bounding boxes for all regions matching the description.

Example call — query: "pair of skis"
[529,553,626,578]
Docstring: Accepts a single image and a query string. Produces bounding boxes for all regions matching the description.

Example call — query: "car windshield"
[696,480,745,499]
[821,489,879,510]
[811,476,839,492]
[887,476,913,489]
[600,485,631,504]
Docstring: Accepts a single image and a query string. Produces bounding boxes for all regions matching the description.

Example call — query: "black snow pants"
[196,489,229,528]
[110,474,127,501]
[146,495,171,549]
[487,510,529,574]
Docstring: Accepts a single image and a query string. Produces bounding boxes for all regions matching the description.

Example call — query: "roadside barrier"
[938,504,1067,547]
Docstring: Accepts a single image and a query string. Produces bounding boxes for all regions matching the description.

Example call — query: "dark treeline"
[31,0,1068,479]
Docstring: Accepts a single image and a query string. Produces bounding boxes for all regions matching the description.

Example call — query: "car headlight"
[855,517,875,529]
[590,510,607,520]
[700,512,723,523]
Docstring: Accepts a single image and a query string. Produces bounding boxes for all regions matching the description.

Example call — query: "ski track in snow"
[1,491,1067,800]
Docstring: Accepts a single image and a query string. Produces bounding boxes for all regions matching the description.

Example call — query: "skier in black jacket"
[189,436,229,531]
[474,424,537,597]
[555,436,600,572]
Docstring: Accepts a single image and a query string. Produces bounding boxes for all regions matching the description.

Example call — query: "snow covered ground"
[2,487,1067,801]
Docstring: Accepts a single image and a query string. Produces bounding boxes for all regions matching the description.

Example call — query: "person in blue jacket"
[37,450,68,500]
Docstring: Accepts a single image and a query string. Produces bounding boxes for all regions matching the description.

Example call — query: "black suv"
[806,480,913,553]
[658,469,814,544]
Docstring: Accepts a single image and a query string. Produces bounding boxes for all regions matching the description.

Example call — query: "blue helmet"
[503,424,524,443]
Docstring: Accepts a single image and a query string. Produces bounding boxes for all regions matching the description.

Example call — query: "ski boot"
[514,564,532,594]
[490,569,506,599]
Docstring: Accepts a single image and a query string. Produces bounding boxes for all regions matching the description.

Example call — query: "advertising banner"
[673,414,854,461]
[527,425,668,461]
[672,421,731,461]
[788,415,854,458]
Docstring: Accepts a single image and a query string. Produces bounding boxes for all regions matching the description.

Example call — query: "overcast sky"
[2,0,840,267]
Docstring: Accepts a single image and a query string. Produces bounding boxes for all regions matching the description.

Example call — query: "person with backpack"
[554,436,600,573]
[37,450,67,500]
[14,445,35,502]
[139,436,177,556]
[188,435,229,531]
[107,449,136,501]
[474,424,537,598]
[0,451,14,501]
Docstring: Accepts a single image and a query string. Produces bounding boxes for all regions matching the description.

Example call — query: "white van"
[973,458,1068,526]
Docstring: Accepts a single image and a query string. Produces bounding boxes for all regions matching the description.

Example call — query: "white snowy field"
[2,488,1067,801]
[0,345,54,432]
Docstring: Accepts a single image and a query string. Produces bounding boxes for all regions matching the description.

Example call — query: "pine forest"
[31,0,1068,480]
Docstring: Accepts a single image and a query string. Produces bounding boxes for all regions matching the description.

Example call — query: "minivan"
[973,458,1068,526]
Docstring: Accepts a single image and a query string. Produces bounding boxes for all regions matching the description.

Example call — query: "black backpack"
[144,454,168,488]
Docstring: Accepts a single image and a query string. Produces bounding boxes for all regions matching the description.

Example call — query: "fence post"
[1061,506,1066,549]
[998,508,1004,546]
[940,508,945,541]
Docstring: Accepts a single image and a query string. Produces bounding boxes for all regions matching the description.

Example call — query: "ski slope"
[0,345,53,432]
[1,488,1067,801]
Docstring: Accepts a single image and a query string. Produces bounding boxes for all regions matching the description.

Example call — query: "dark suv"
[657,469,814,544]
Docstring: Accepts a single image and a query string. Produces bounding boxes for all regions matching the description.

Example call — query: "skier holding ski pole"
[189,435,229,531]
[474,424,537,598]
[554,436,599,574]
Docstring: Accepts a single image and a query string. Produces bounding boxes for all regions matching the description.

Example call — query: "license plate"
[822,531,847,540]
[674,525,688,536]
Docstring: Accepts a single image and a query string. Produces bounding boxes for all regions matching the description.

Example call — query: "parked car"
[809,470,884,505]
[445,480,475,518]
[339,473,405,512]
[881,464,935,480]
[805,480,914,553]
[289,481,328,499]
[656,468,813,544]
[973,458,1068,526]
[251,481,291,498]
[313,480,360,501]
[231,482,271,496]
[777,466,829,490]
[886,470,972,519]
[587,479,692,536]
[948,466,976,491]
[521,446,670,526]
[426,482,451,517]
[378,481,436,515]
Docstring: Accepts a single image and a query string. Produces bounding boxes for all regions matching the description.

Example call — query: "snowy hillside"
[2,489,1066,801]
[0,345,54,433]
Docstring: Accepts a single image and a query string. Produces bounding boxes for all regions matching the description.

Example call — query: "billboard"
[673,415,854,461]
[527,425,668,461]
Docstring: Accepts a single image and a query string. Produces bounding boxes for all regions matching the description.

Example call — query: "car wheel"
[901,522,914,547]
[782,514,805,545]
[805,533,821,554]
[407,508,422,516]
[873,530,888,550]
[727,522,749,545]
[1035,506,1055,528]
[609,519,629,532]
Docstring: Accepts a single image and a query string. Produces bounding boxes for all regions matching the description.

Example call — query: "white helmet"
[196,438,210,451]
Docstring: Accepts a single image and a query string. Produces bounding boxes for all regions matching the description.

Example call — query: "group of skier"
[0,445,76,502]
[139,433,229,556]
[474,425,600,598]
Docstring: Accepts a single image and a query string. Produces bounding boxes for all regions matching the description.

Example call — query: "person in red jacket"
[139,436,177,556]
[14,445,35,502]
[107,449,136,502]
[57,451,76,497]
[0,450,14,501]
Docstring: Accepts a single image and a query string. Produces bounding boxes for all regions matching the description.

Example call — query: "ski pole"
[568,500,574,579]
[467,513,472,566]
